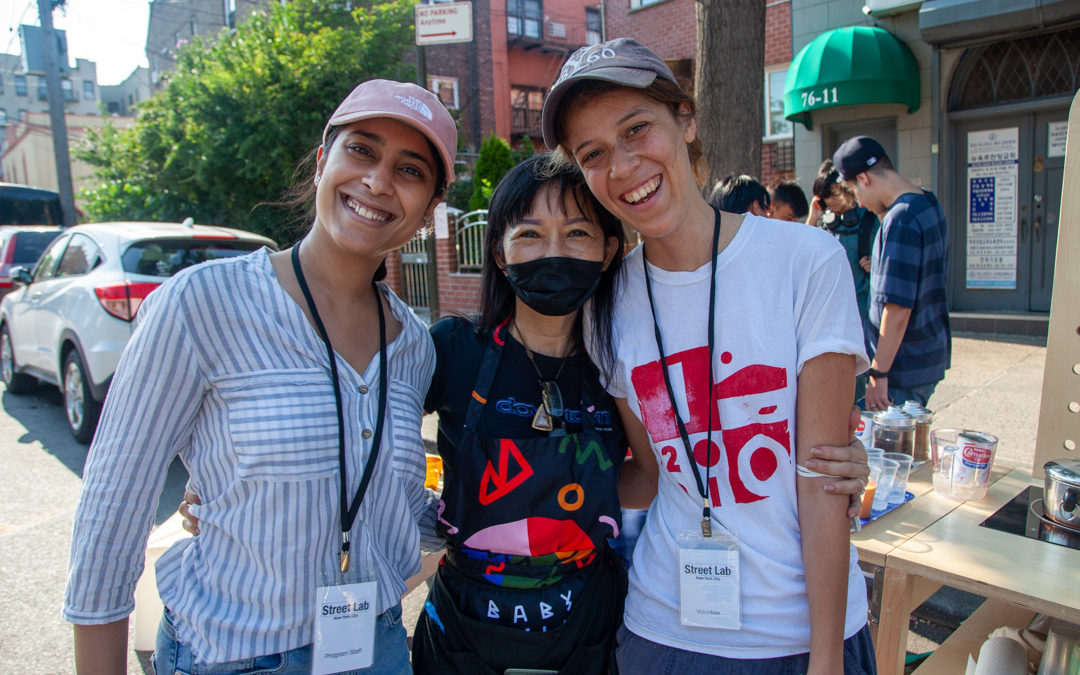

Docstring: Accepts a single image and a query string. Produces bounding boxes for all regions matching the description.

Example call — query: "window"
[56,234,102,277]
[507,0,541,39]
[764,66,793,139]
[629,0,663,9]
[38,77,47,101]
[61,78,77,102]
[428,75,459,110]
[585,8,601,45]
[510,86,544,137]
[14,75,26,96]
[33,235,70,282]
[83,80,94,100]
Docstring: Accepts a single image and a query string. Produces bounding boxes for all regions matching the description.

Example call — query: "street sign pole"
[37,0,76,228]
[416,42,441,322]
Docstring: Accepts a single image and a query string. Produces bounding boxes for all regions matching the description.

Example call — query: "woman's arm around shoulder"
[615,398,659,510]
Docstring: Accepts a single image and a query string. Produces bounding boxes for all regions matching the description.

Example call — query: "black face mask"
[504,257,604,316]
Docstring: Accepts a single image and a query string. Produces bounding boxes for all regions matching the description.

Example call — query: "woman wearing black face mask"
[410,153,652,674]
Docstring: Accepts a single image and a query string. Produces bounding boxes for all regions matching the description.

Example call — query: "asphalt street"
[0,334,1047,672]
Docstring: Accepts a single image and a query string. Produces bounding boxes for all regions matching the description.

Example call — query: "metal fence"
[455,209,488,272]
[400,235,431,322]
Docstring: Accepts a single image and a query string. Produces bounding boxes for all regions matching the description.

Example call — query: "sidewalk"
[926,334,1046,471]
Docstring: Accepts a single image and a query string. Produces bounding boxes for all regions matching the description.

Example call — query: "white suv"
[0,221,276,442]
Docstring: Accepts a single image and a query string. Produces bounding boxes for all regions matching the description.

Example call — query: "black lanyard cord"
[642,207,722,537]
[290,244,387,573]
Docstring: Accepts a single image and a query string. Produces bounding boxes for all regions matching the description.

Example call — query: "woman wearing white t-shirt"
[541,39,876,674]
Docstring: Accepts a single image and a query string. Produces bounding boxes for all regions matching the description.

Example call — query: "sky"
[0,0,150,85]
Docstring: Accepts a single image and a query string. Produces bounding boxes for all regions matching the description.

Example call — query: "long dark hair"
[478,153,624,378]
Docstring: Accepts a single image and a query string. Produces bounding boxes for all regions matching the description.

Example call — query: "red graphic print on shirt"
[478,439,535,505]
[630,346,790,505]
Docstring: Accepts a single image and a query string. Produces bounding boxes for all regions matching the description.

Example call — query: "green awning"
[784,26,921,130]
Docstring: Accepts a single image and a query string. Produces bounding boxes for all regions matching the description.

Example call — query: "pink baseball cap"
[322,79,457,181]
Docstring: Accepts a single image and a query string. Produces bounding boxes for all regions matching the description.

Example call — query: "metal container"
[872,406,915,456]
[901,401,934,462]
[1044,459,1080,527]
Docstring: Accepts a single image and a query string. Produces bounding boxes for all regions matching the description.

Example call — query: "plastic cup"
[859,463,882,519]
[871,458,899,512]
[883,452,914,505]
[866,447,885,461]
[424,455,443,490]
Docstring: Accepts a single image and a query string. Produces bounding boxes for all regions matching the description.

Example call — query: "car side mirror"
[11,266,32,286]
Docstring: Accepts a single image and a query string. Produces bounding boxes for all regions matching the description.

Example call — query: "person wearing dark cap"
[809,159,881,406]
[65,79,456,674]
[707,174,771,216]
[543,37,876,675]
[768,179,810,222]
[833,135,950,412]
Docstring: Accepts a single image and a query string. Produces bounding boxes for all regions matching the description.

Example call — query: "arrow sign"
[416,2,473,46]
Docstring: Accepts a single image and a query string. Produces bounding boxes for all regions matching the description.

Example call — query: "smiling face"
[561,88,699,241]
[313,118,440,259]
[498,183,617,270]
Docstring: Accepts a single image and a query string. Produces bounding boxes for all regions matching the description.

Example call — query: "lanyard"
[642,207,721,538]
[290,244,387,574]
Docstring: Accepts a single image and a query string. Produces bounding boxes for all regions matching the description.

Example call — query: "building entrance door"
[951,111,1066,313]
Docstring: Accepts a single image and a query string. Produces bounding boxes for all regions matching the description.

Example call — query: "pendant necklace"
[513,323,568,432]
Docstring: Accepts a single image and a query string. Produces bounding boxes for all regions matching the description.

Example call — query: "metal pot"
[1043,459,1080,526]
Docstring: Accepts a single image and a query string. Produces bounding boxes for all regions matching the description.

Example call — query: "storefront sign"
[966,128,1018,289]
[1048,121,1069,158]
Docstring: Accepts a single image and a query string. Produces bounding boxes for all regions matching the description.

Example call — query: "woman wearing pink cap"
[542,39,876,674]
[64,79,456,675]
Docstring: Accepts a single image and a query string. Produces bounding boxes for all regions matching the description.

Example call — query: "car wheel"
[1,325,36,394]
[63,350,102,444]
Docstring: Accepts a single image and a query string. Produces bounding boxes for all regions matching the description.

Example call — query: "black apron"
[413,327,626,674]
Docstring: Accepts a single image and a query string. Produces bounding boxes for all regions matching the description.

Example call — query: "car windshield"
[122,238,264,277]
[12,231,61,264]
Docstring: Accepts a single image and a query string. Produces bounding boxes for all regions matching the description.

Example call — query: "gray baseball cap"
[541,38,677,149]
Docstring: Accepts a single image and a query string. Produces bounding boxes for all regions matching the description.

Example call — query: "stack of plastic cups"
[871,457,900,514]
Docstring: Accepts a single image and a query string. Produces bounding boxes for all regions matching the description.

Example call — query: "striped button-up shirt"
[63,249,439,663]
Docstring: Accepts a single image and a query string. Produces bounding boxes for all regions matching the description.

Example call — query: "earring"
[313,174,321,185]
[414,217,434,241]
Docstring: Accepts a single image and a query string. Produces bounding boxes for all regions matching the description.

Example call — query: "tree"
[468,134,515,211]
[76,0,421,245]
[694,0,764,190]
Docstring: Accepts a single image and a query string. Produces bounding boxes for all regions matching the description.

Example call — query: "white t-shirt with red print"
[592,214,870,658]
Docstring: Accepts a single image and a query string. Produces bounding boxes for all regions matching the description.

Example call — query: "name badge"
[313,581,377,674]
[677,529,740,629]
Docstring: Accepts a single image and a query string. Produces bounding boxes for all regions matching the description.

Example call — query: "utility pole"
[37,0,76,228]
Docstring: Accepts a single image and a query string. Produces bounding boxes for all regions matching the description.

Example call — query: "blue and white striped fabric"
[63,248,440,664]
[868,189,951,388]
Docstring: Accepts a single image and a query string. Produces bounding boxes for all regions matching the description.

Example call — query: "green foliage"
[75,0,421,245]
[512,135,536,165]
[468,134,515,211]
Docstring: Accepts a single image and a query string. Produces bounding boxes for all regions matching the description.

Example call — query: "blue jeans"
[888,381,937,408]
[153,605,411,675]
[614,623,877,674]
